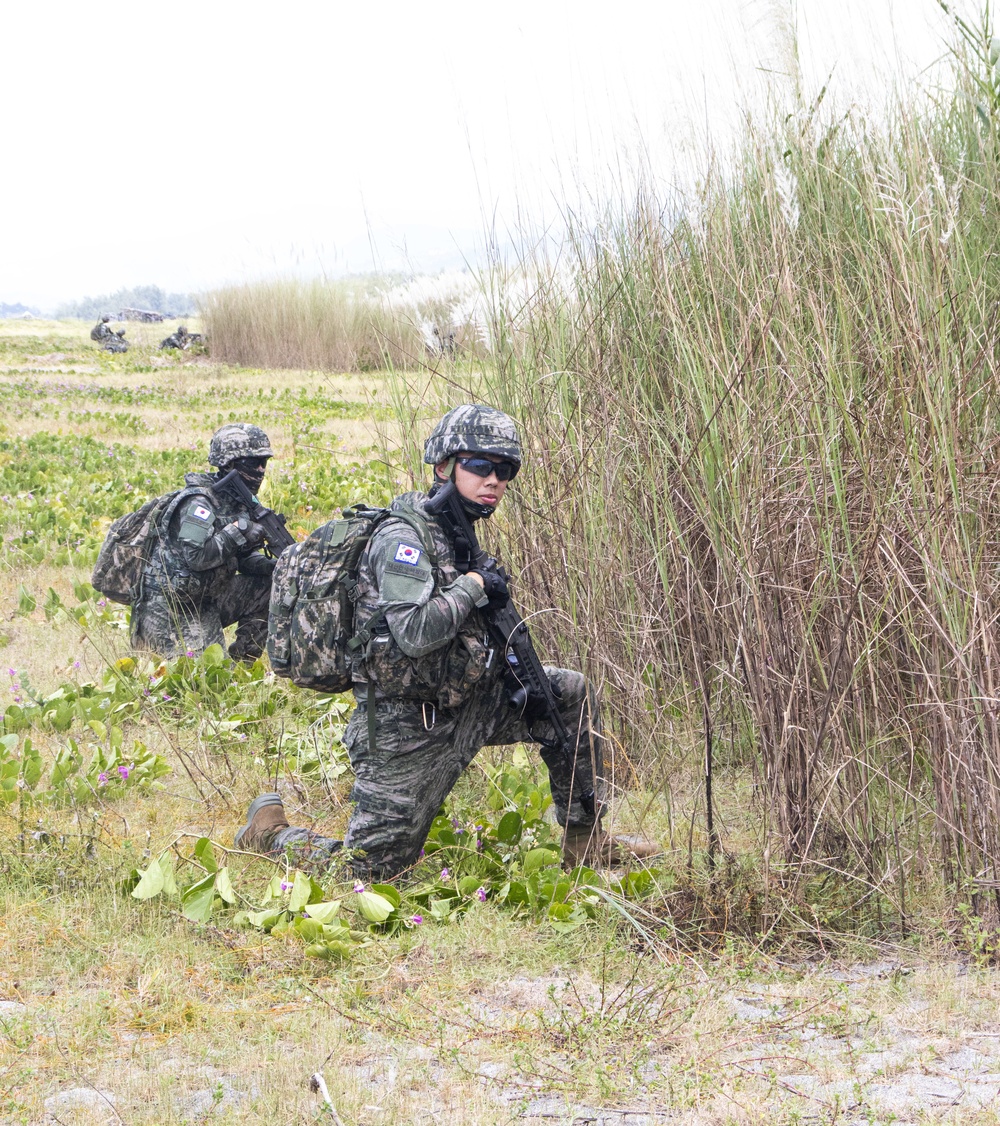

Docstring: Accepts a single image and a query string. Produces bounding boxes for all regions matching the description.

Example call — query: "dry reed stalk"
[473,52,1000,931]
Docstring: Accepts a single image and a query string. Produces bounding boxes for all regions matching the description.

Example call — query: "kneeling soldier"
[131,423,281,660]
[238,405,658,874]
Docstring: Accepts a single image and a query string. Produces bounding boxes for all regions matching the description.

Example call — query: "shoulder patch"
[393,543,422,566]
[177,497,218,546]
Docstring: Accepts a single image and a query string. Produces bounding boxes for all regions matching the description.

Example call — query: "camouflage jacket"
[141,471,271,602]
[352,491,501,708]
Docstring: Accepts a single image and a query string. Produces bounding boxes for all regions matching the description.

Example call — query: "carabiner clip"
[422,702,437,731]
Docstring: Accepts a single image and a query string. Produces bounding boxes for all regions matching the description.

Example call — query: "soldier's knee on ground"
[344,781,431,879]
[228,638,264,662]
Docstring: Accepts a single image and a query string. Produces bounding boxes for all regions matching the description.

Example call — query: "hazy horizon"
[3,0,956,310]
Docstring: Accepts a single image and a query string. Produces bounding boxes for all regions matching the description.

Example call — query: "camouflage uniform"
[91,318,129,353]
[131,426,279,660]
[130,471,274,659]
[160,327,189,350]
[269,489,604,878]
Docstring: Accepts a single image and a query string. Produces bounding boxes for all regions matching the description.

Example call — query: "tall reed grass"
[474,40,1000,932]
[201,274,487,371]
[203,20,1000,938]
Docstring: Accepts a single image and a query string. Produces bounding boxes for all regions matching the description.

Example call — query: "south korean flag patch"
[394,543,422,566]
[192,505,212,521]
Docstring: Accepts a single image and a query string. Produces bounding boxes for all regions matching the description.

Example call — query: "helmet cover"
[423,404,521,466]
[208,422,274,468]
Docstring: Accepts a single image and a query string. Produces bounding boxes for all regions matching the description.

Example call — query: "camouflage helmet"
[423,404,522,467]
[208,423,274,468]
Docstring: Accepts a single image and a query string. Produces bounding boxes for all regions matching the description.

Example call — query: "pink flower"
[185,650,194,658]
[118,764,131,780]
[476,887,487,903]
[440,867,450,879]
[410,914,423,925]
[280,880,292,892]
[353,881,365,893]
[98,772,108,786]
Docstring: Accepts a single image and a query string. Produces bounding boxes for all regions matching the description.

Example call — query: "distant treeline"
[56,285,197,320]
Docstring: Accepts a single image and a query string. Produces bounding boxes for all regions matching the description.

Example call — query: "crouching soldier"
[131,423,282,660]
[161,325,190,349]
[91,315,129,353]
[237,405,658,875]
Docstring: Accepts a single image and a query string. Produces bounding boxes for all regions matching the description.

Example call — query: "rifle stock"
[426,482,596,817]
[214,469,296,556]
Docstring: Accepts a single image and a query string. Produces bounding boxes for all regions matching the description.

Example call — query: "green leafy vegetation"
[0,431,392,569]
[7,17,1000,1123]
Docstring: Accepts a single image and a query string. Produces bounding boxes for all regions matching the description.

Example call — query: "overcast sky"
[2,0,957,310]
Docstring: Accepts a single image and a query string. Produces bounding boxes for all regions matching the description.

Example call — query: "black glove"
[478,568,510,609]
[244,520,268,551]
[238,552,277,577]
[225,515,268,551]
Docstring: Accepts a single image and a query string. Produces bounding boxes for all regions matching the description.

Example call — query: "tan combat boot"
[562,824,661,870]
[235,793,289,853]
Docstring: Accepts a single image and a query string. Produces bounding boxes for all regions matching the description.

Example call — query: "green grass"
[7,15,1000,1122]
[0,329,996,1124]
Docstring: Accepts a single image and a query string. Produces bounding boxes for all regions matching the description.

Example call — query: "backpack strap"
[154,485,214,537]
[392,505,436,554]
[130,486,203,608]
[347,506,437,650]
[348,503,438,757]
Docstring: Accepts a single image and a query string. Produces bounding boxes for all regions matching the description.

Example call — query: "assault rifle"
[214,469,296,557]
[425,482,596,817]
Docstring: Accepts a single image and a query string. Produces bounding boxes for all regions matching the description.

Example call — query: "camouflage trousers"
[271,666,603,880]
[131,573,272,660]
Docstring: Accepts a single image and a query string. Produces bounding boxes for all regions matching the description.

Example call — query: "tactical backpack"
[91,488,203,605]
[267,504,433,693]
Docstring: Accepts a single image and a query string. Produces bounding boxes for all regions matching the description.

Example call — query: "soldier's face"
[231,456,269,491]
[436,452,509,510]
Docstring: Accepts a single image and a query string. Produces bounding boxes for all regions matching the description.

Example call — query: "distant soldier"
[91,315,129,353]
[130,423,283,661]
[431,324,456,357]
[160,325,190,350]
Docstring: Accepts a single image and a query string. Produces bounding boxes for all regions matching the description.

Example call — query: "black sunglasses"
[233,456,270,471]
[455,456,519,482]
